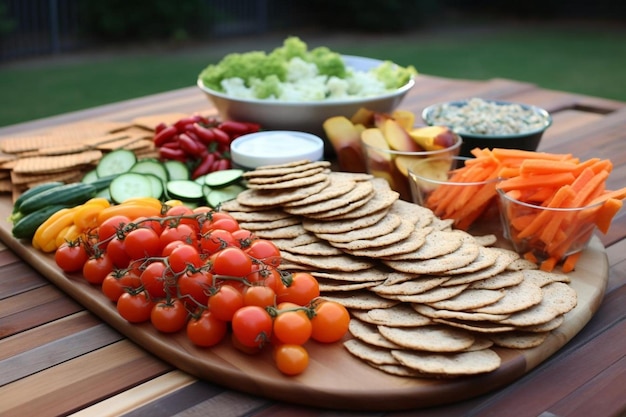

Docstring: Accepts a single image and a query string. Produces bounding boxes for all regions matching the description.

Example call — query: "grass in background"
[1,25,625,127]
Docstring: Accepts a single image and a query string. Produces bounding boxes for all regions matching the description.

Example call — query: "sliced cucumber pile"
[81,149,247,207]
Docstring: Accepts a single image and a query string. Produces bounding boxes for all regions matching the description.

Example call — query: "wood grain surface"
[0,195,609,411]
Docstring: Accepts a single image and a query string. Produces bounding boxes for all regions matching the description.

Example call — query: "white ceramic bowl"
[197,55,415,137]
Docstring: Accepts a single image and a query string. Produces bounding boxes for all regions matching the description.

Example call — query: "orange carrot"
[519,159,579,175]
[497,172,576,192]
[562,252,582,273]
[516,185,576,239]
[540,256,558,272]
[594,198,623,234]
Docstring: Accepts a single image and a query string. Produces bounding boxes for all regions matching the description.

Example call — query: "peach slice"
[383,118,423,152]
[391,109,416,130]
[323,116,366,172]
[409,126,459,151]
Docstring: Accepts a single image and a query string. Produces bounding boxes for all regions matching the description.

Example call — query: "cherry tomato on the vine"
[124,227,162,259]
[101,269,141,302]
[106,236,131,268]
[168,244,203,274]
[117,291,153,323]
[178,270,213,307]
[186,310,228,347]
[231,228,255,248]
[211,246,252,277]
[276,272,320,306]
[242,285,276,308]
[55,240,89,273]
[82,252,114,285]
[140,261,171,299]
[150,298,188,333]
[310,300,350,343]
[245,239,281,268]
[273,309,312,345]
[165,205,198,229]
[98,215,131,245]
[207,284,244,322]
[199,229,235,254]
[231,305,273,349]
[160,223,198,248]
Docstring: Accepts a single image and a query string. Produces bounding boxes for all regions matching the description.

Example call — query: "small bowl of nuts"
[421,98,552,157]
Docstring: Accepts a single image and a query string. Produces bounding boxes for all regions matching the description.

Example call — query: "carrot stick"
[594,198,623,234]
[540,256,558,272]
[497,172,576,192]
[491,148,573,161]
[520,159,579,175]
[562,252,582,273]
[590,186,626,205]
[516,185,576,239]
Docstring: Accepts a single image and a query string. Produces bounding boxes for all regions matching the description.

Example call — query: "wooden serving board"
[0,196,608,411]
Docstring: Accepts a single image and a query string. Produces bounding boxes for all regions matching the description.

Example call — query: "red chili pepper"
[192,153,216,179]
[178,133,205,155]
[218,120,252,136]
[174,116,202,133]
[158,147,187,162]
[211,127,231,146]
[192,123,217,144]
[161,140,181,150]
[153,125,178,147]
[154,122,168,134]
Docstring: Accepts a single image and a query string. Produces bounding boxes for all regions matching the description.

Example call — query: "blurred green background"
[1,0,625,128]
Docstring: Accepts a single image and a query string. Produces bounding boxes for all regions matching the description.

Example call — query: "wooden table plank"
[0,341,172,417]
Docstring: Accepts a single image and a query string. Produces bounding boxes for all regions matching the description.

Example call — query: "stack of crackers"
[0,113,191,201]
[221,160,579,378]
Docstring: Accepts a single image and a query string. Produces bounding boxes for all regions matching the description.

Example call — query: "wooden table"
[1,75,625,417]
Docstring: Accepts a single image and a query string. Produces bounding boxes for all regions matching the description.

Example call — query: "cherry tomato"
[273,309,312,345]
[211,246,252,277]
[207,284,244,322]
[310,300,350,343]
[276,272,320,306]
[165,205,198,229]
[82,253,114,285]
[231,305,273,349]
[274,344,309,376]
[117,291,153,323]
[249,266,282,290]
[161,239,187,257]
[199,229,235,255]
[98,215,131,245]
[245,239,281,267]
[242,285,276,308]
[106,236,131,268]
[178,270,213,306]
[140,261,171,299]
[124,227,162,259]
[134,215,164,236]
[160,223,198,248]
[231,229,255,248]
[55,240,89,273]
[101,269,140,302]
[186,310,228,347]
[150,298,188,333]
[201,212,240,234]
[168,244,203,274]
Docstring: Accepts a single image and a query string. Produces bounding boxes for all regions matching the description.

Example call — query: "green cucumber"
[89,174,118,191]
[81,169,99,184]
[164,160,190,181]
[166,180,204,202]
[143,173,164,200]
[206,183,246,208]
[109,172,155,203]
[96,149,137,177]
[12,181,65,214]
[130,158,169,182]
[12,204,70,239]
[18,182,98,214]
[203,169,244,188]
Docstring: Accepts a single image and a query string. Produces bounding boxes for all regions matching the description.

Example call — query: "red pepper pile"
[153,115,261,179]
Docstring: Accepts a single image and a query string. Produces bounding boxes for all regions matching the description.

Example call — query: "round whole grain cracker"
[488,331,550,349]
[381,229,465,261]
[384,239,480,275]
[371,276,449,296]
[236,176,330,206]
[284,172,358,208]
[396,284,469,304]
[498,282,577,327]
[283,241,345,256]
[468,270,525,290]
[330,219,415,251]
[318,178,399,221]
[378,325,475,352]
[413,304,510,322]
[302,205,389,234]
[344,339,398,365]
[280,251,375,272]
[322,291,400,310]
[314,213,402,243]
[364,304,433,327]
[391,348,501,376]
[348,318,401,349]
[426,288,505,312]
[245,166,326,185]
[246,172,329,190]
[311,268,391,283]
[471,280,543,315]
[343,226,432,259]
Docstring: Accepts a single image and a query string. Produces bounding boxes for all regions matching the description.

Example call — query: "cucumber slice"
[130,158,169,182]
[204,169,244,188]
[166,180,204,202]
[143,173,164,199]
[97,149,137,177]
[109,172,154,203]
[206,183,246,208]
[164,160,190,181]
[81,169,99,183]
